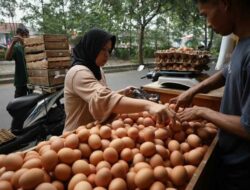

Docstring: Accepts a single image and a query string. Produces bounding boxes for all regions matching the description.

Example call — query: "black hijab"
[72,28,116,80]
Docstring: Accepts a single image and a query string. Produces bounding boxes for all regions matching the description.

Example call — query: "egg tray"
[0,129,16,145]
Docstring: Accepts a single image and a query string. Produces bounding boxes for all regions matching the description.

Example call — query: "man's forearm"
[5,42,15,60]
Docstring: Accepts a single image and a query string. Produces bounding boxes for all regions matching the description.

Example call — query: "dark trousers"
[15,86,29,98]
[215,159,250,190]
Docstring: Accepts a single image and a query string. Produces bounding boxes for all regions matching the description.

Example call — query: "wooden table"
[143,82,224,111]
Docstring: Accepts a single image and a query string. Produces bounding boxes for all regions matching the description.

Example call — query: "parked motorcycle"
[0,88,65,154]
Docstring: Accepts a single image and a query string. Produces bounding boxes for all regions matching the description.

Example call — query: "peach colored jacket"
[64,65,123,131]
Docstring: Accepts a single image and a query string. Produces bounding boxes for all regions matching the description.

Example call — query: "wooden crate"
[142,82,223,189]
[27,68,67,86]
[24,35,71,69]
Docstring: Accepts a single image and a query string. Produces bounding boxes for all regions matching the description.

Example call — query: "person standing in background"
[5,24,29,98]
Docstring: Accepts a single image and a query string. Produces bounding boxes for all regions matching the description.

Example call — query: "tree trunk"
[138,25,145,65]
[207,29,214,51]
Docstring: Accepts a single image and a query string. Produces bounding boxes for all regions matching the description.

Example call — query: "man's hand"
[176,106,207,122]
[12,36,24,45]
[169,90,195,112]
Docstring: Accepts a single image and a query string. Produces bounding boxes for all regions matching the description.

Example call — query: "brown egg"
[134,162,151,172]
[180,142,191,153]
[173,130,186,142]
[109,139,124,153]
[54,163,72,181]
[143,117,155,127]
[87,173,96,186]
[0,171,14,181]
[74,181,92,190]
[0,154,6,168]
[68,173,87,190]
[36,141,50,152]
[52,180,65,190]
[154,139,164,146]
[109,178,127,190]
[143,128,155,142]
[93,187,106,190]
[111,163,127,179]
[156,144,169,159]
[41,149,58,171]
[22,158,43,169]
[136,116,144,125]
[184,165,197,180]
[186,148,204,166]
[115,128,127,138]
[155,128,168,140]
[19,168,45,190]
[72,160,90,175]
[35,182,57,190]
[128,112,140,120]
[50,138,64,152]
[103,147,119,164]
[186,134,201,148]
[170,151,184,167]
[111,119,124,129]
[88,134,102,150]
[126,171,136,190]
[140,142,156,157]
[170,166,188,187]
[58,147,77,164]
[96,161,111,171]
[64,134,79,149]
[0,180,12,190]
[153,166,168,183]
[78,143,91,159]
[89,150,104,166]
[3,153,23,171]
[89,126,100,135]
[38,144,51,155]
[120,148,133,162]
[196,127,210,140]
[95,167,112,187]
[77,128,90,142]
[11,168,28,188]
[150,154,164,168]
[99,126,112,139]
[121,137,135,149]
[168,140,180,152]
[127,127,139,140]
[150,181,165,190]
[133,153,145,164]
[135,168,155,189]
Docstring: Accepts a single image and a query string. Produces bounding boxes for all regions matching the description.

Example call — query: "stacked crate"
[23,34,71,87]
[154,47,211,73]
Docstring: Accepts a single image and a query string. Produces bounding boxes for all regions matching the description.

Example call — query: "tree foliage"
[1,0,221,63]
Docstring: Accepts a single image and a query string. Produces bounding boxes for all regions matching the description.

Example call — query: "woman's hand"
[118,86,136,96]
[148,103,176,124]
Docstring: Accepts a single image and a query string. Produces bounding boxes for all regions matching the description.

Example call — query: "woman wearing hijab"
[64,28,174,131]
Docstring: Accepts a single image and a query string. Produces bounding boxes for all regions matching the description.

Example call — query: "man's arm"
[5,36,23,60]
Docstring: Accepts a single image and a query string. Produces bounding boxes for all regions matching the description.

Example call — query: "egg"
[170,151,184,167]
[143,128,155,142]
[78,143,91,159]
[150,154,164,168]
[133,153,145,164]
[3,153,23,171]
[140,142,156,157]
[89,150,104,166]
[111,119,124,129]
[103,147,119,164]
[155,128,168,140]
[35,182,57,190]
[96,161,111,171]
[11,168,28,188]
[153,166,168,182]
[0,171,14,181]
[149,181,166,190]
[0,180,12,190]
[186,148,204,166]
[52,180,65,190]
[95,167,112,187]
[68,173,87,190]
[64,134,79,149]
[127,127,139,140]
[115,128,127,138]
[41,149,58,171]
[108,178,127,190]
[143,117,155,127]
[74,181,92,190]
[156,144,169,159]
[77,128,90,142]
[135,168,155,189]
[54,163,72,181]
[111,163,126,179]
[184,165,197,180]
[170,166,188,187]
[58,147,77,164]
[168,140,180,152]
[99,126,112,139]
[120,148,133,162]
[18,168,45,190]
[72,160,90,175]
[186,134,201,148]
[88,134,102,150]
[50,138,64,152]
[126,171,136,189]
[22,158,43,169]
[109,139,125,153]
[134,162,151,172]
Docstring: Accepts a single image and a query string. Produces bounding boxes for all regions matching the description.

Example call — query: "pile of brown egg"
[154,48,210,72]
[0,104,217,190]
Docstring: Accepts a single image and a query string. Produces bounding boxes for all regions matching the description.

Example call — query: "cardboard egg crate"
[154,48,210,72]
[23,34,71,87]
